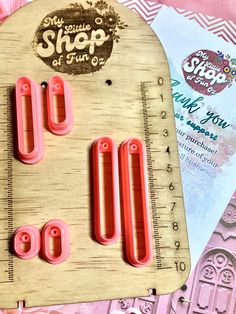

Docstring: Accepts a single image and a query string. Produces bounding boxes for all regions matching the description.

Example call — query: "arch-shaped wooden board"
[0,0,190,308]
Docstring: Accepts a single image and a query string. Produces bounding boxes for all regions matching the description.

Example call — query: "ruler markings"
[141,81,162,269]
[157,267,173,270]
[141,79,188,272]
[0,87,14,283]
[7,87,14,282]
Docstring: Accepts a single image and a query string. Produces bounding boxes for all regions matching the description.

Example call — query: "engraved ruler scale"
[0,0,190,308]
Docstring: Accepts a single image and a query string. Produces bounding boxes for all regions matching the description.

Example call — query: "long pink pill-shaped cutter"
[120,138,153,267]
[15,77,44,164]
[47,76,73,135]
[41,220,70,264]
[14,225,40,260]
[93,137,121,245]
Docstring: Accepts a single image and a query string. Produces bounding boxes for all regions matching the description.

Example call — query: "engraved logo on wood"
[32,1,127,75]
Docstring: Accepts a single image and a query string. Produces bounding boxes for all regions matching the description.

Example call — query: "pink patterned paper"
[117,1,162,24]
[118,0,236,44]
[171,8,236,45]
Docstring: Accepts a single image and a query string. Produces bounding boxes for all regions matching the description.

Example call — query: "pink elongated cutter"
[47,76,73,135]
[15,77,44,164]
[13,225,41,260]
[120,138,153,267]
[41,220,70,264]
[93,137,121,245]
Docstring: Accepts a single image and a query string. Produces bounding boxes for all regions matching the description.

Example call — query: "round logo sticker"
[32,2,127,75]
[182,49,236,96]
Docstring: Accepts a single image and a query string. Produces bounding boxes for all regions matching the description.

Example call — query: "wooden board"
[0,0,190,308]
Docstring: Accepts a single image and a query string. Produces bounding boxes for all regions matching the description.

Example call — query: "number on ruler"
[161,111,166,119]
[167,164,172,172]
[175,261,186,271]
[157,77,164,85]
[173,222,178,231]
[163,129,168,137]
[169,182,174,190]
[171,202,176,211]
[175,241,180,250]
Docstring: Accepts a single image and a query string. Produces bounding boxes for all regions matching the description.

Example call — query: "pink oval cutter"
[47,76,73,135]
[92,137,121,245]
[120,138,153,267]
[15,77,44,164]
[41,219,70,264]
[14,225,41,260]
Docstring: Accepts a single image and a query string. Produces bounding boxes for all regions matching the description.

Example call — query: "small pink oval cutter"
[47,76,73,135]
[120,138,153,267]
[41,220,70,264]
[15,77,44,164]
[92,137,121,245]
[14,225,41,260]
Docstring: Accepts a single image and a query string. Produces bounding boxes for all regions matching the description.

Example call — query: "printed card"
[151,7,236,267]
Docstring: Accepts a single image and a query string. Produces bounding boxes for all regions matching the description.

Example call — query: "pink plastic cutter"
[41,220,70,264]
[14,225,41,260]
[92,137,121,245]
[120,138,153,267]
[15,77,44,164]
[47,76,73,136]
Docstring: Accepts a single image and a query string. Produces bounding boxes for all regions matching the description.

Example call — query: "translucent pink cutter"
[41,220,70,264]
[120,138,153,267]
[93,137,121,245]
[47,76,73,135]
[15,77,44,164]
[13,225,41,260]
